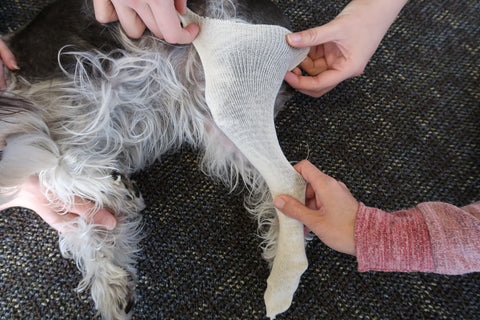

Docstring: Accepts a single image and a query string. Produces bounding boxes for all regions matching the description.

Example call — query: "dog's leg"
[58,204,142,320]
[181,10,309,319]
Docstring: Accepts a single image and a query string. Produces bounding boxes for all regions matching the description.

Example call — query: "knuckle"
[303,28,319,44]
[162,33,181,44]
[126,29,143,39]
[297,159,310,167]
[123,25,144,39]
[352,64,366,77]
[95,12,111,23]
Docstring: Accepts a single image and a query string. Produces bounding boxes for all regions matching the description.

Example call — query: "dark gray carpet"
[1,0,479,319]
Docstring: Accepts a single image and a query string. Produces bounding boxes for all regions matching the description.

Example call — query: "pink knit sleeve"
[355,201,480,274]
[418,201,480,274]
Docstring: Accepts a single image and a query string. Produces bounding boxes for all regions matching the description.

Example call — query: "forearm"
[341,0,409,22]
[355,201,480,275]
[339,0,409,41]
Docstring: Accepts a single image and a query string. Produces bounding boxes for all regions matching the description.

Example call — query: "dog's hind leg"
[181,10,309,319]
[58,204,142,320]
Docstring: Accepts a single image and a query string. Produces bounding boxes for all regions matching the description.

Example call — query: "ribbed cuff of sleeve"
[355,203,435,273]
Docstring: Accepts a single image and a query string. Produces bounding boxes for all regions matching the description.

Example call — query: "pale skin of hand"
[0,37,19,89]
[285,0,408,97]
[93,0,199,42]
[0,176,117,233]
[274,160,359,256]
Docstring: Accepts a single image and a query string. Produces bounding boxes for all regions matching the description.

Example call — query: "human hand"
[0,176,117,233]
[93,0,199,42]
[273,160,359,255]
[0,37,19,89]
[285,0,408,97]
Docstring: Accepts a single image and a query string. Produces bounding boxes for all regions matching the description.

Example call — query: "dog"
[0,0,308,318]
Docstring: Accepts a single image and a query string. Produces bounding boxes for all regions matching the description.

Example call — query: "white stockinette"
[180,9,310,319]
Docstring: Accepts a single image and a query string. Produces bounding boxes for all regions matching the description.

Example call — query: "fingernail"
[287,33,301,44]
[12,63,20,70]
[104,216,117,230]
[273,197,285,209]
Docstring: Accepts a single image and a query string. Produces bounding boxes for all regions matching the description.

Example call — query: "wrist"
[0,176,43,212]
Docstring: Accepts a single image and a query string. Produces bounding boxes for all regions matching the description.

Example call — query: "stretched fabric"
[180,9,309,318]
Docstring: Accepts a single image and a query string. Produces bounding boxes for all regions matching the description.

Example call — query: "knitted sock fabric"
[180,9,309,319]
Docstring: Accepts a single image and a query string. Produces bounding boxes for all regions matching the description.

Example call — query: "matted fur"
[0,0,296,318]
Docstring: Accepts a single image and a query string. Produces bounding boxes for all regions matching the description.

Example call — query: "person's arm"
[274,160,480,274]
[356,201,480,274]
[0,176,117,233]
[285,0,408,97]
[93,0,199,42]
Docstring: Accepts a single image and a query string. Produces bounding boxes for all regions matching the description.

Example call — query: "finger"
[147,1,199,43]
[301,182,318,209]
[294,160,333,188]
[93,0,119,23]
[0,38,19,70]
[304,225,312,236]
[285,69,346,98]
[92,208,117,229]
[298,46,329,76]
[112,1,146,38]
[70,197,117,229]
[285,68,346,92]
[286,21,339,48]
[307,45,326,60]
[125,1,166,38]
[297,85,336,98]
[305,183,318,209]
[174,0,188,15]
[46,212,79,233]
[306,197,318,210]
[300,56,328,76]
[0,63,6,89]
[305,183,316,200]
[273,195,320,230]
[284,70,300,86]
[47,211,113,234]
[291,67,303,76]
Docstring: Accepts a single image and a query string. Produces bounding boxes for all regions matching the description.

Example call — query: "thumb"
[94,208,117,230]
[274,195,318,227]
[286,21,339,48]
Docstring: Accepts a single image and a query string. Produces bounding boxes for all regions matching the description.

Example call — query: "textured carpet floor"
[1,0,479,319]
